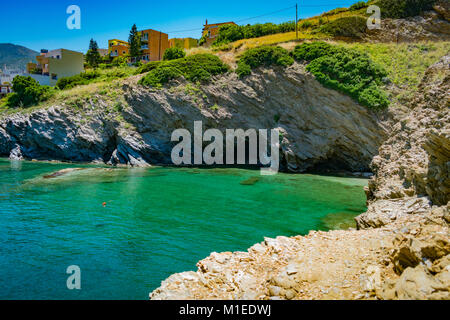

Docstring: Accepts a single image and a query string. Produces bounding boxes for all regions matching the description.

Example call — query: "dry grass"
[0,80,126,118]
[186,47,213,56]
[194,6,369,64]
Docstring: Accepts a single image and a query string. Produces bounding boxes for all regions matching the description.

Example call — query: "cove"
[0,159,368,300]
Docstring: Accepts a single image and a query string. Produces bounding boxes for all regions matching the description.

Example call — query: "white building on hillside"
[0,66,25,85]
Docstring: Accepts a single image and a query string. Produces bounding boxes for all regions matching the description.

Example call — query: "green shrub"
[319,16,367,38]
[235,62,252,77]
[139,66,183,87]
[163,47,186,61]
[99,63,113,69]
[106,69,129,79]
[56,71,100,90]
[181,54,230,81]
[139,54,229,87]
[378,0,437,18]
[212,21,296,46]
[112,56,129,67]
[7,76,52,107]
[349,1,367,11]
[292,42,336,61]
[236,46,294,77]
[213,25,244,45]
[293,42,389,110]
[300,20,313,29]
[135,61,163,74]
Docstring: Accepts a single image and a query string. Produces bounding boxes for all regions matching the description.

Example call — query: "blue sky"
[1,0,359,53]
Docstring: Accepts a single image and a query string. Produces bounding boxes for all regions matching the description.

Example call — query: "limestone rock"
[366,56,450,206]
[365,11,450,42]
[379,265,449,300]
[433,1,450,22]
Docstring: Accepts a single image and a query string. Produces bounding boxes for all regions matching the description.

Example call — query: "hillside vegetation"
[207,0,443,51]
[293,42,389,110]
[235,46,294,77]
[210,0,372,50]
[138,54,229,87]
[340,41,449,102]
[2,39,449,116]
[1,0,448,114]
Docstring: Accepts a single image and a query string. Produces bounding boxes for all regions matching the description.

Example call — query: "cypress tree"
[86,39,101,68]
[128,24,142,62]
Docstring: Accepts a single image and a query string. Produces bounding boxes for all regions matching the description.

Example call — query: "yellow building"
[26,49,84,86]
[168,38,198,50]
[139,29,169,62]
[108,39,129,57]
[202,20,237,46]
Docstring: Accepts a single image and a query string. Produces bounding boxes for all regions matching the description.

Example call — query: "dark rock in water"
[240,177,260,186]
[320,212,357,231]
[9,145,23,160]
[43,168,86,179]
[345,206,366,213]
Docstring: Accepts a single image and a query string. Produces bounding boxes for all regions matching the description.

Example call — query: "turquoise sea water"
[0,158,368,300]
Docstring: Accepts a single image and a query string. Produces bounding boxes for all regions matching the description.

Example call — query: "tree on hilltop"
[86,39,101,68]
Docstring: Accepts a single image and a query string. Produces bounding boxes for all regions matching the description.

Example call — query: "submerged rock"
[320,212,358,231]
[240,177,260,186]
[43,168,86,179]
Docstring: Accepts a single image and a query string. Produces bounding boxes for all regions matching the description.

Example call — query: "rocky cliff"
[0,63,388,173]
[365,4,450,42]
[150,56,449,300]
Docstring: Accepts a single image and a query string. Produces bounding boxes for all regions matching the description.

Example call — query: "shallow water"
[0,159,368,299]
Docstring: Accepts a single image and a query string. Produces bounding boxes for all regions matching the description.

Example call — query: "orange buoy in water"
[102,202,107,207]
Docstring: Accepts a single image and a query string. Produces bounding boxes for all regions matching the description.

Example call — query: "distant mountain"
[0,43,38,70]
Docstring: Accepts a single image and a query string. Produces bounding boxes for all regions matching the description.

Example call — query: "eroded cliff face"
[360,55,449,220]
[365,5,450,42]
[150,56,449,300]
[0,63,388,173]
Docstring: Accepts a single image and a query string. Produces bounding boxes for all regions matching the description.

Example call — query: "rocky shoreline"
[0,49,447,300]
[150,56,449,300]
